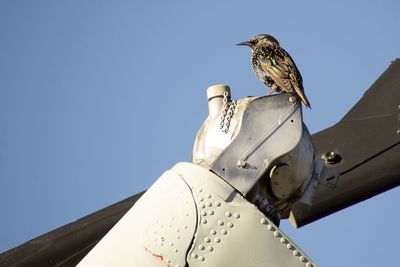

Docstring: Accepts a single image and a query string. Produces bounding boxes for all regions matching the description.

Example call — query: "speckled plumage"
[238,34,311,108]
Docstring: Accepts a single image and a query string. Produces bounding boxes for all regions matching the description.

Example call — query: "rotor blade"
[290,59,400,227]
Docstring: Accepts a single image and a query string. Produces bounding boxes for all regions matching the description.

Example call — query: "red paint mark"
[144,247,164,262]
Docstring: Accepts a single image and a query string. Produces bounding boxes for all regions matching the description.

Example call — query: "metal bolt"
[321,151,342,164]
[237,160,246,168]
[289,96,297,103]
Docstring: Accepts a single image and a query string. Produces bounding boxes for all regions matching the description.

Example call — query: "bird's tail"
[294,86,311,109]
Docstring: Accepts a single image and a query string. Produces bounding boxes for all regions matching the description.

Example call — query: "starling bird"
[237,34,311,108]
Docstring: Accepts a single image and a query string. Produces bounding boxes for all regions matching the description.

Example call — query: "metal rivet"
[214,237,221,243]
[207,194,212,198]
[289,96,297,103]
[208,210,214,215]
[293,250,300,256]
[273,231,281,237]
[225,211,232,217]
[207,246,213,252]
[199,256,205,262]
[201,210,206,216]
[217,220,224,226]
[174,249,178,253]
[267,225,273,231]
[202,218,207,224]
[191,253,198,259]
[207,202,212,207]
[306,263,313,267]
[214,201,221,207]
[210,229,216,235]
[260,218,267,224]
[198,188,203,193]
[280,237,286,243]
[198,244,205,250]
[300,256,306,262]
[200,203,205,209]
[287,244,293,250]
[234,213,240,219]
[177,235,180,239]
[221,229,227,235]
[204,237,211,243]
[227,222,233,228]
[170,242,174,246]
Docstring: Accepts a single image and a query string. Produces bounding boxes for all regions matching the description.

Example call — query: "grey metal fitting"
[192,85,330,223]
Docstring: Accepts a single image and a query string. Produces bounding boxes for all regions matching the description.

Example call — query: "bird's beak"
[236,40,252,46]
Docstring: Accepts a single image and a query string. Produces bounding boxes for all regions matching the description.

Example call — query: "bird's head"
[237,34,280,50]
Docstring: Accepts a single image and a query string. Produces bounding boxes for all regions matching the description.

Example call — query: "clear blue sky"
[0,1,399,266]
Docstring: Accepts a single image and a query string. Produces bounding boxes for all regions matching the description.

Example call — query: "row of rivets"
[259,217,313,266]
[191,253,205,262]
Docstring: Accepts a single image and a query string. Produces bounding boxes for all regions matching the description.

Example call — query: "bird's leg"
[266,84,279,96]
[266,89,274,96]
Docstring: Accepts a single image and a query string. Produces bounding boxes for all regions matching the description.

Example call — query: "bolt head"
[321,151,342,164]
[237,160,246,168]
[289,96,297,103]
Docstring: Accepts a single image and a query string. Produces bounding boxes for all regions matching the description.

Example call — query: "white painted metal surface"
[78,162,317,266]
[77,169,197,267]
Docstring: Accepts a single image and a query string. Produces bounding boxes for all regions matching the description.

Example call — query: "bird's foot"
[266,90,274,96]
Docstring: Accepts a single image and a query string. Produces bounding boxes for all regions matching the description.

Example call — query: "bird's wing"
[281,50,310,108]
[257,46,310,107]
[255,47,288,90]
